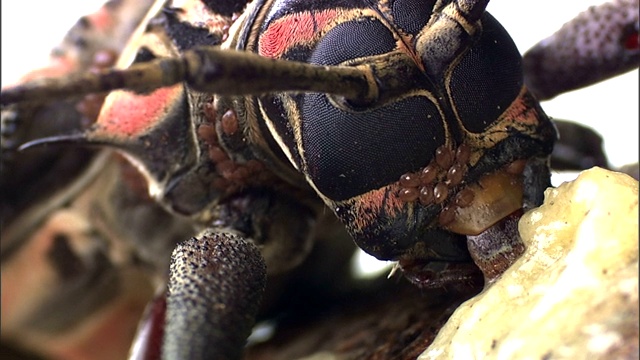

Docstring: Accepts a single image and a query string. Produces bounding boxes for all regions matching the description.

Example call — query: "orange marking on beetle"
[258,9,340,59]
[351,185,404,230]
[500,87,542,127]
[95,85,183,138]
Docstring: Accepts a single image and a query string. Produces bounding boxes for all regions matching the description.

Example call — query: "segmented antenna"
[1,48,379,107]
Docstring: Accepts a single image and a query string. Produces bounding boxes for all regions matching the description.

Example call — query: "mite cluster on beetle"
[397,143,475,224]
[198,104,273,193]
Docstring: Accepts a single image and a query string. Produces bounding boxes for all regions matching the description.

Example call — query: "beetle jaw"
[331,105,556,263]
[331,162,530,263]
[332,184,472,262]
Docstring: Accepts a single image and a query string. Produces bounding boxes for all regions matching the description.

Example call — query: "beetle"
[1,0,638,359]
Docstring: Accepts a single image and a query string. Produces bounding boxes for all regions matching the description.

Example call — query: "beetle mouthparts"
[443,170,524,236]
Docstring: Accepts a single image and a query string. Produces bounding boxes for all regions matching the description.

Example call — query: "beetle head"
[231,0,556,261]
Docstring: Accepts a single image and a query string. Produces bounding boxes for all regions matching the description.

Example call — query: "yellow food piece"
[420,167,639,360]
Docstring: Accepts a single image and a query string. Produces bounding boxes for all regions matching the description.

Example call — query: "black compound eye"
[448,13,523,133]
[307,17,396,65]
[301,94,444,201]
[390,0,436,36]
[298,16,445,201]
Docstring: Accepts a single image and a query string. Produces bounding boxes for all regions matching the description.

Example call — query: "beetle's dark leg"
[550,119,609,171]
[523,0,640,100]
[163,229,266,360]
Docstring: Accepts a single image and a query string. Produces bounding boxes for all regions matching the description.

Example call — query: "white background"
[2,0,638,170]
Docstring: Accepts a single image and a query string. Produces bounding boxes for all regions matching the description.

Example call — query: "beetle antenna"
[1,48,379,108]
[416,0,490,78]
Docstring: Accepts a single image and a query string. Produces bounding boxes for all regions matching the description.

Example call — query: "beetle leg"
[550,119,609,171]
[163,229,267,360]
[160,187,316,359]
[210,189,319,275]
[523,0,640,100]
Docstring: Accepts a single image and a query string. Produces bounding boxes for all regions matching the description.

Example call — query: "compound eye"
[448,13,523,133]
[307,17,396,65]
[301,94,444,201]
[298,17,445,202]
[390,0,436,36]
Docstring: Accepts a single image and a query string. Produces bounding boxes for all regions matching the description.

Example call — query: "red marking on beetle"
[95,85,183,138]
[87,7,114,32]
[258,9,339,59]
[624,31,639,50]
